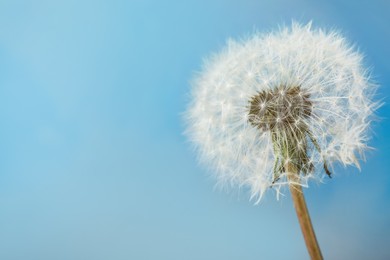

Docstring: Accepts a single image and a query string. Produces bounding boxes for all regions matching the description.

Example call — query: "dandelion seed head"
[184,22,378,203]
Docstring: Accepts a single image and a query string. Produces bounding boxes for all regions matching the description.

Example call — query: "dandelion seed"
[185,22,377,200]
[184,22,379,259]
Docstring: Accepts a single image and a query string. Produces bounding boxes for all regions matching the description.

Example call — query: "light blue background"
[0,1,389,259]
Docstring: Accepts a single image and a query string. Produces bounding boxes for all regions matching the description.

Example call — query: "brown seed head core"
[248,86,312,131]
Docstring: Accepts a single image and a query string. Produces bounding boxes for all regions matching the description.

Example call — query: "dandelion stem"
[286,162,323,260]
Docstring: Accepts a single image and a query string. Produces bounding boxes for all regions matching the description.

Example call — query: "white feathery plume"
[185,22,378,204]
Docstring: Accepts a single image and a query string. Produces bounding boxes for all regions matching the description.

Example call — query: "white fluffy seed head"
[184,22,379,203]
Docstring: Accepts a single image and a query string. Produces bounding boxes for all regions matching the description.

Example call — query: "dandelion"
[184,22,378,259]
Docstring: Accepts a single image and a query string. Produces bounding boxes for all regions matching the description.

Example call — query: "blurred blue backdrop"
[0,1,389,259]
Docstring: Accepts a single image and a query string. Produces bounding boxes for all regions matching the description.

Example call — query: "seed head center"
[248,86,312,132]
